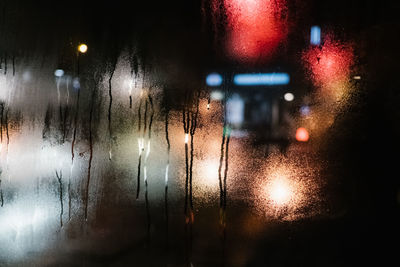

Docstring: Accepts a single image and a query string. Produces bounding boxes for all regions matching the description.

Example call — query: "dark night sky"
[1,0,399,62]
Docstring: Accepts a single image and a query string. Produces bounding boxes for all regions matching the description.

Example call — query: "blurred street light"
[54,69,64,77]
[284,92,294,102]
[296,127,310,142]
[78,44,88,53]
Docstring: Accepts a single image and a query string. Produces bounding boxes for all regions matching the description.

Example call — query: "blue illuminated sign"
[233,73,290,86]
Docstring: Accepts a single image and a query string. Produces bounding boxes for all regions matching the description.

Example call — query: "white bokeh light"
[284,92,294,102]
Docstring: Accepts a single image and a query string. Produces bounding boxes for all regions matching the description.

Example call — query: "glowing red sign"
[223,0,288,63]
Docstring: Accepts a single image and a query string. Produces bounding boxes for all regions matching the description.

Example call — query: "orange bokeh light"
[296,127,309,142]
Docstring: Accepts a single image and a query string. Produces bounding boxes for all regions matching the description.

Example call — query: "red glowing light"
[223,0,288,63]
[302,37,354,87]
[296,127,309,142]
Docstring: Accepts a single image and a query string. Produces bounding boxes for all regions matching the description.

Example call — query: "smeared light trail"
[165,164,169,186]
[143,140,151,183]
[138,138,144,155]
[55,170,63,227]
[66,77,70,105]
[56,77,61,105]
[108,61,117,161]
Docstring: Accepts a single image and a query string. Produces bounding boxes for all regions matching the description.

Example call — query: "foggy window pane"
[0,0,397,266]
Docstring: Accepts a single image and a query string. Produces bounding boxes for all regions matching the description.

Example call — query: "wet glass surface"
[0,0,399,266]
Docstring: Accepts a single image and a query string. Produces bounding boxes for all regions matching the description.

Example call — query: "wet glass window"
[0,0,399,266]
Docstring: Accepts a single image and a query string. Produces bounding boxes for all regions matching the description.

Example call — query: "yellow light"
[78,44,88,53]
[269,178,292,206]
[201,160,219,187]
